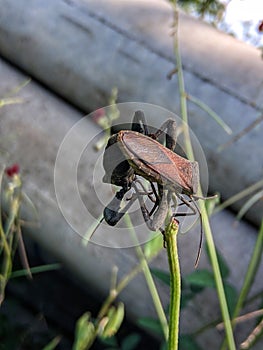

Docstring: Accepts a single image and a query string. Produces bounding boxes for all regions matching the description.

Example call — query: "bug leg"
[153,119,177,151]
[173,194,197,217]
[104,188,137,226]
[148,189,169,231]
[192,194,218,201]
[150,182,160,202]
[133,184,170,232]
[174,194,203,267]
[131,111,177,151]
[134,178,156,203]
[148,183,161,216]
[132,110,149,135]
[132,181,160,217]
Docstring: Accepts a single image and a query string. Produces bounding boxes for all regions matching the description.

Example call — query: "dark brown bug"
[116,129,199,195]
[100,110,209,265]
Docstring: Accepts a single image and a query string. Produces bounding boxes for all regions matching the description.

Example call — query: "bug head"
[102,134,135,191]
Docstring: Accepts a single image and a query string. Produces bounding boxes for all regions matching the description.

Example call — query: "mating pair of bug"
[98,110,210,265]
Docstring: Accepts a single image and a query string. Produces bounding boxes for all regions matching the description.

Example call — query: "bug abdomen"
[118,130,198,193]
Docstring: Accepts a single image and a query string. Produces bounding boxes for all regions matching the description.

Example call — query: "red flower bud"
[6,163,20,177]
[92,108,106,123]
[258,20,263,33]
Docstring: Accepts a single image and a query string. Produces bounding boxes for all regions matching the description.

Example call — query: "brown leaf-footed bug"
[97,110,213,265]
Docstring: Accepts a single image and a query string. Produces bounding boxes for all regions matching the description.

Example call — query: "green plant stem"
[97,260,146,321]
[201,203,236,349]
[93,261,148,346]
[0,98,24,107]
[96,219,168,340]
[214,179,263,214]
[236,190,263,221]
[0,236,12,305]
[186,93,232,135]
[124,215,169,341]
[220,219,263,350]
[135,244,169,341]
[172,7,194,161]
[165,218,180,350]
[10,263,61,278]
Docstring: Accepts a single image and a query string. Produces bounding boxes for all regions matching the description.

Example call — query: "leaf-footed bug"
[96,111,213,265]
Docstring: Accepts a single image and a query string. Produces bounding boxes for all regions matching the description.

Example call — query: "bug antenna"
[192,199,203,268]
[89,216,104,240]
[193,194,218,201]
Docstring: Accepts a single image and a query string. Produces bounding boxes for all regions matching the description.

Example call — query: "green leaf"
[11,263,61,278]
[73,312,95,350]
[137,317,163,335]
[151,268,170,286]
[144,234,163,259]
[224,283,238,316]
[42,336,61,350]
[181,277,205,308]
[179,334,202,350]
[182,276,204,294]
[121,333,141,350]
[99,335,118,347]
[185,269,215,288]
[159,341,168,350]
[216,250,230,280]
[205,244,230,280]
[181,289,196,309]
[102,302,125,338]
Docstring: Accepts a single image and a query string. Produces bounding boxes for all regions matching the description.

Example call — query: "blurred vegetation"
[176,0,226,23]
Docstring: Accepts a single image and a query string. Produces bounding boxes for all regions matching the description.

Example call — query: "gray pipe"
[0,0,262,225]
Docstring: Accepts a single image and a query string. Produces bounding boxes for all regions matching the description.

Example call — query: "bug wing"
[121,131,198,193]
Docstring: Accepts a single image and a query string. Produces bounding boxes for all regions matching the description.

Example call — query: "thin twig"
[186,93,232,135]
[217,309,263,330]
[214,179,263,214]
[17,224,32,279]
[218,113,263,152]
[240,318,263,349]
